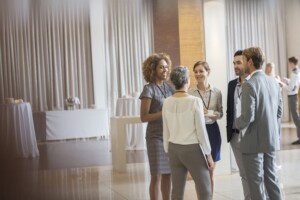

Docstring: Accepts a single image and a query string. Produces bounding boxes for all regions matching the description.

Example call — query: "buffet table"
[0,103,39,158]
[33,109,109,141]
[116,97,146,150]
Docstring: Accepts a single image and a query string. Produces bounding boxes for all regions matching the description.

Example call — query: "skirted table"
[0,102,39,158]
[33,109,109,141]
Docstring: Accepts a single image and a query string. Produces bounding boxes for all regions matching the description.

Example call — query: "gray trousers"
[168,143,212,200]
[242,152,282,200]
[288,94,300,139]
[230,133,251,200]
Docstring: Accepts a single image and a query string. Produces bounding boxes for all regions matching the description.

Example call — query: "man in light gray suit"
[236,47,282,200]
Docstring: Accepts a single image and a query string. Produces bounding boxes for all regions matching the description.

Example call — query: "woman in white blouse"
[188,61,223,194]
[162,66,214,200]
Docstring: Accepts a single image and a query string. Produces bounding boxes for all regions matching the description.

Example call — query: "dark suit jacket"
[226,78,238,142]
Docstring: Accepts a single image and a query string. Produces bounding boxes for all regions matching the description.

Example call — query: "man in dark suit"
[236,47,282,200]
[226,50,251,200]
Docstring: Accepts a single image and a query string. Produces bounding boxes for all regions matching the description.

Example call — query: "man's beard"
[244,66,250,74]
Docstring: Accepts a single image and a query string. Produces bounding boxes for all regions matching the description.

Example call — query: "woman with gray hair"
[162,66,214,200]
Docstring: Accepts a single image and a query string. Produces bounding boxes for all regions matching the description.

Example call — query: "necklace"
[156,82,167,98]
[197,89,211,110]
[175,90,187,93]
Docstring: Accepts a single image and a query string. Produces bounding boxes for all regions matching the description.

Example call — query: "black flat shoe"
[291,140,300,145]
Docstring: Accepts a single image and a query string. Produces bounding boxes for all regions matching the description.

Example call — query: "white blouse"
[162,95,211,155]
[283,67,300,96]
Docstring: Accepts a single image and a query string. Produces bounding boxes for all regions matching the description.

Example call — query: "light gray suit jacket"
[236,70,282,153]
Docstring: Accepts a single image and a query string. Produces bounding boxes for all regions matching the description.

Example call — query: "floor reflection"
[0,124,299,200]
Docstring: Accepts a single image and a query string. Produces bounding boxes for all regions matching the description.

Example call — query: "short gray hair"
[170,65,189,90]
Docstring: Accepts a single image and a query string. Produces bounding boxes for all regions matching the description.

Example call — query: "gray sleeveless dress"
[139,82,175,175]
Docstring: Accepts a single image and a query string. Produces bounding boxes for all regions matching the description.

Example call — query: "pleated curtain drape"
[103,0,154,116]
[226,0,287,79]
[225,0,289,121]
[0,0,94,112]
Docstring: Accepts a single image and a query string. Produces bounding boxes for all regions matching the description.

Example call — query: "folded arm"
[140,98,162,122]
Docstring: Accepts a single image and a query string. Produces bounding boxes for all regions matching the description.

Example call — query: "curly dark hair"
[142,53,172,83]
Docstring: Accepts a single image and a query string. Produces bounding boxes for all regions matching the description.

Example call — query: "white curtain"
[226,0,287,79]
[225,0,289,121]
[103,0,154,116]
[0,0,94,111]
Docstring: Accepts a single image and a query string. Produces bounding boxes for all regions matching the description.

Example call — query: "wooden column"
[152,0,205,86]
[178,0,205,86]
[152,0,181,66]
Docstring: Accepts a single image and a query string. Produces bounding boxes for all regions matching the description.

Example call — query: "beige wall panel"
[178,0,205,86]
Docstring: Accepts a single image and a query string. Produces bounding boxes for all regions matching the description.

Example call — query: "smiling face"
[193,64,209,83]
[233,55,245,76]
[155,59,169,81]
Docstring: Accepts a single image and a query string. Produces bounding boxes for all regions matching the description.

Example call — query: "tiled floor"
[0,124,300,200]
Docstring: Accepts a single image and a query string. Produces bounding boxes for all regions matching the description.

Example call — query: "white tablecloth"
[0,103,39,158]
[116,97,146,150]
[33,109,109,141]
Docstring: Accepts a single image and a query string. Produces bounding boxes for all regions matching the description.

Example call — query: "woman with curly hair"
[139,53,175,200]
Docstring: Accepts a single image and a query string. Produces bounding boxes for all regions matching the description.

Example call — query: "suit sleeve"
[236,82,255,130]
[277,86,283,119]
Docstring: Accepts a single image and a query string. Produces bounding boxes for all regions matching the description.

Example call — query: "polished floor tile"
[0,123,300,199]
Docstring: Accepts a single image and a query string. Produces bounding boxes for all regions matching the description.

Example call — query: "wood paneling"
[152,0,205,86]
[178,0,205,86]
[152,0,180,67]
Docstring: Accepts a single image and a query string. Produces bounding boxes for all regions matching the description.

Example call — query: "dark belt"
[232,129,240,134]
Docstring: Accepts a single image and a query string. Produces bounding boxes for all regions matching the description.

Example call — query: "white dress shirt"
[233,75,250,129]
[283,67,300,95]
[162,95,211,155]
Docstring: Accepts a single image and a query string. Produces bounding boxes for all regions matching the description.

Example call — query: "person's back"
[236,47,282,200]
[240,71,281,153]
[162,66,213,200]
[163,95,210,149]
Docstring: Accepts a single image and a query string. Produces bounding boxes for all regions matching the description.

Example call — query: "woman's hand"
[208,111,220,121]
[207,154,215,171]
[281,77,289,85]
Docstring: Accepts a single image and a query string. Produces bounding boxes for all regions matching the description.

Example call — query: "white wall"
[286,0,300,59]
[204,0,231,175]
[89,0,107,109]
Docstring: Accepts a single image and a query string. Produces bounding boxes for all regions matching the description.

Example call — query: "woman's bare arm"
[140,98,162,122]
